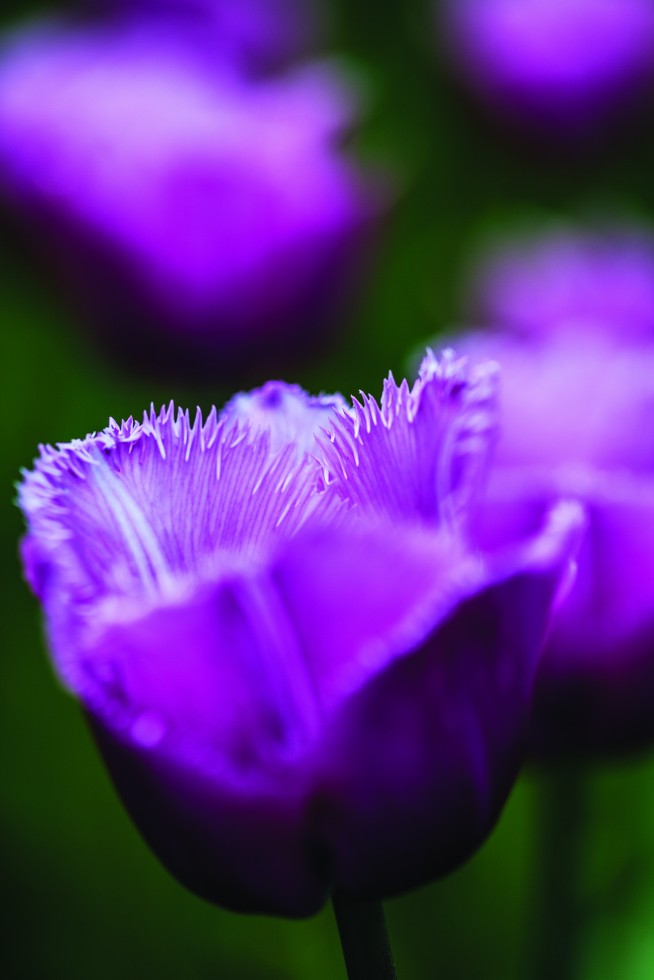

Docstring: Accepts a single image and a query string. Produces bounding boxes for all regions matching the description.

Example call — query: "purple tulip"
[439,0,654,139]
[0,18,376,376]
[453,229,654,755]
[18,352,580,915]
[467,225,654,342]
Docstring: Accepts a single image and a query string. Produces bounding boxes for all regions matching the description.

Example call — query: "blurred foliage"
[4,1,654,978]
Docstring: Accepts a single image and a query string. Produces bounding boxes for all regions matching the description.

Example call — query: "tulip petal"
[223,380,345,454]
[334,509,579,894]
[19,403,338,691]
[318,350,498,528]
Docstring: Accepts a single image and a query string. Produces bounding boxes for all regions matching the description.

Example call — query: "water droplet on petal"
[131,712,167,749]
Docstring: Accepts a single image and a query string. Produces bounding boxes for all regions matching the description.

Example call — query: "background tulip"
[0,15,378,379]
[451,226,654,756]
[438,0,654,141]
[465,225,654,343]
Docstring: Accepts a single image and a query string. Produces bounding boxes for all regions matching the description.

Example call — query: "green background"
[4,1,654,977]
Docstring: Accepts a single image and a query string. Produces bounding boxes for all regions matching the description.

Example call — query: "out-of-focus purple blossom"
[89,0,322,73]
[0,18,378,377]
[439,0,654,140]
[467,226,654,342]
[18,352,580,915]
[451,229,654,756]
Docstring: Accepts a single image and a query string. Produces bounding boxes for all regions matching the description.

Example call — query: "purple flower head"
[18,352,580,915]
[468,225,654,342]
[0,18,377,377]
[439,0,654,139]
[452,230,654,756]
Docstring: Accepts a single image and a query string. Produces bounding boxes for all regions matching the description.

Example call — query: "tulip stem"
[535,764,586,980]
[332,892,398,980]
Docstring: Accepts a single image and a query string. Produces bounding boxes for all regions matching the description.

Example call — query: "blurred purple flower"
[439,0,654,139]
[452,228,654,756]
[467,225,654,342]
[0,18,377,377]
[18,351,580,915]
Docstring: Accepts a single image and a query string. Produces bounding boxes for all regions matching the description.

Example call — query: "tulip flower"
[439,0,654,140]
[18,351,580,917]
[0,17,375,377]
[467,225,654,342]
[452,228,654,755]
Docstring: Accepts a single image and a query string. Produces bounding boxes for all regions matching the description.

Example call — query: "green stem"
[535,765,587,980]
[332,892,398,980]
